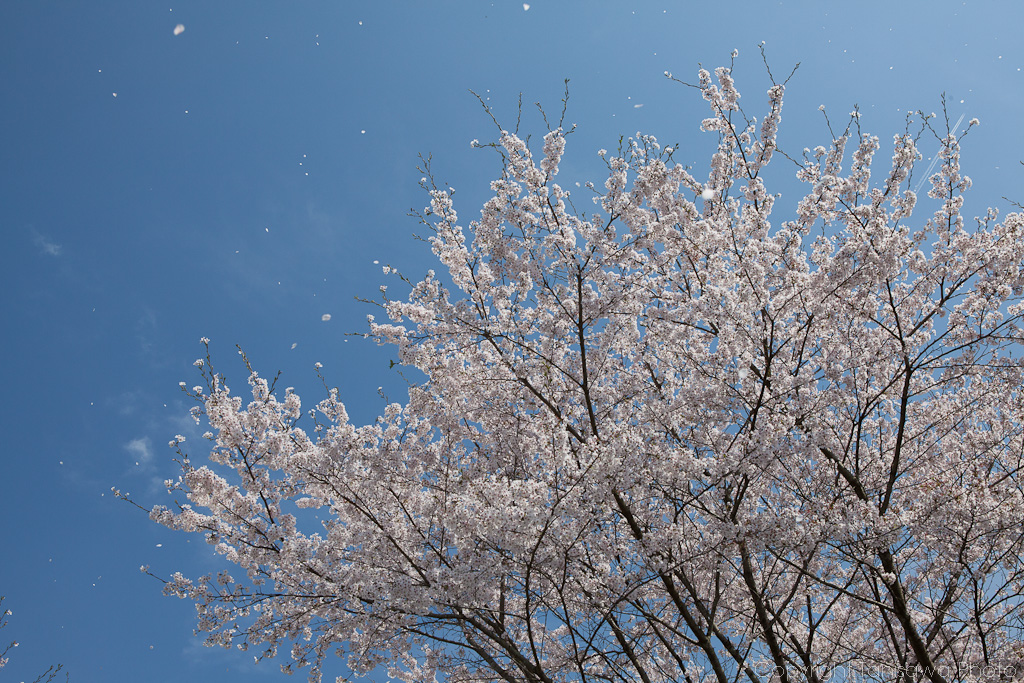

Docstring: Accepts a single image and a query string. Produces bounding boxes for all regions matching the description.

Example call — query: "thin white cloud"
[31,228,62,256]
[135,308,159,358]
[125,437,154,465]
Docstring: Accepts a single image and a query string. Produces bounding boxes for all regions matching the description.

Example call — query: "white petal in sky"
[523,3,530,9]
[173,24,185,35]
[701,189,715,200]
[290,343,298,350]
[321,314,331,322]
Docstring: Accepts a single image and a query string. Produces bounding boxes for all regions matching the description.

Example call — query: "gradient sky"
[2,2,1023,681]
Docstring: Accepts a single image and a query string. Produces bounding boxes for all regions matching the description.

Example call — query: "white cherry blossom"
[142,67,1024,683]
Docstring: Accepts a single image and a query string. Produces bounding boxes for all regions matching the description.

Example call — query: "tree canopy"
[134,63,1024,683]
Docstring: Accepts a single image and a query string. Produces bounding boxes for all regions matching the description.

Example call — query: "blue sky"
[1,1,1022,680]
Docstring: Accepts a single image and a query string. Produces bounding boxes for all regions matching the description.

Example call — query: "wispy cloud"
[135,308,159,357]
[125,435,172,495]
[31,228,62,256]
[125,437,154,466]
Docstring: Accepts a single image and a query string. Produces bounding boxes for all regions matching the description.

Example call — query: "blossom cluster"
[147,64,1024,683]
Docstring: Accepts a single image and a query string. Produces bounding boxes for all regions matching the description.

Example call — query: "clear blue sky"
[1,2,1022,680]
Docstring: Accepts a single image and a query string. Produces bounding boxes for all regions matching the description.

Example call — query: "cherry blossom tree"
[0,597,67,682]
[133,60,1024,683]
